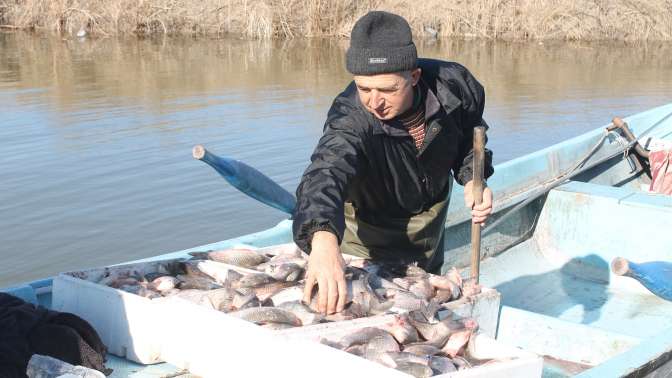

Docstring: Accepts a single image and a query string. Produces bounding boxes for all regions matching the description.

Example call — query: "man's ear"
[411,68,422,86]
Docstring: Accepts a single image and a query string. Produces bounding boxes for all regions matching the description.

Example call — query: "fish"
[176,274,222,290]
[360,333,401,367]
[179,261,215,280]
[264,263,303,282]
[118,284,161,299]
[229,307,302,327]
[268,286,304,306]
[232,292,259,310]
[429,356,457,374]
[253,281,297,302]
[150,276,178,292]
[108,277,142,289]
[441,327,475,357]
[405,265,429,279]
[407,312,468,346]
[408,279,435,301]
[382,314,419,344]
[277,301,323,325]
[385,290,440,319]
[451,356,471,370]
[392,278,412,290]
[428,274,460,292]
[189,248,268,268]
[402,343,441,356]
[385,352,431,366]
[434,288,459,303]
[200,287,237,312]
[235,273,275,289]
[393,361,433,378]
[184,260,235,284]
[143,272,171,282]
[338,327,393,350]
[445,267,463,288]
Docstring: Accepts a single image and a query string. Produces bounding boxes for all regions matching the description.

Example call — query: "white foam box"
[49,257,255,365]
[49,244,285,365]
[276,311,543,378]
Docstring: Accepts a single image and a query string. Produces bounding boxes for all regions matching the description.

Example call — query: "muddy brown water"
[1,33,671,287]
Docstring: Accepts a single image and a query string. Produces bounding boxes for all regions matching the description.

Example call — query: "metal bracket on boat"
[607,117,650,159]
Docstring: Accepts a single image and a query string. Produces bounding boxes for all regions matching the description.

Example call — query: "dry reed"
[1,0,671,41]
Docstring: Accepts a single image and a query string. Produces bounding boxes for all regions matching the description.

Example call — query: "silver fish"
[407,312,467,346]
[268,286,304,306]
[118,284,161,299]
[232,292,259,310]
[441,328,474,357]
[189,248,268,268]
[200,287,237,312]
[265,263,303,282]
[394,361,433,378]
[429,356,457,374]
[230,307,302,327]
[234,273,274,289]
[451,356,472,370]
[253,281,297,302]
[382,314,419,345]
[338,327,392,349]
[386,290,440,319]
[176,274,222,290]
[278,301,323,325]
[409,279,435,301]
[150,276,178,292]
[386,352,431,366]
[402,343,441,356]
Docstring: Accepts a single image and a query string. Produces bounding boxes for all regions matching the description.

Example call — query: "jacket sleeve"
[444,64,495,185]
[292,100,367,253]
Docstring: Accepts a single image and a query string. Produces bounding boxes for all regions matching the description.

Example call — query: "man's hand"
[464,180,493,225]
[302,231,347,315]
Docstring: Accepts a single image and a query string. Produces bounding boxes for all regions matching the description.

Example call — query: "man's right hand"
[302,231,347,315]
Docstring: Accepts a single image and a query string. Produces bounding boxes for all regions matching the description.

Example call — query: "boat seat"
[558,180,672,211]
[479,179,672,341]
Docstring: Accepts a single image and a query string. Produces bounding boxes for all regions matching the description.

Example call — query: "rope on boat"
[483,109,672,234]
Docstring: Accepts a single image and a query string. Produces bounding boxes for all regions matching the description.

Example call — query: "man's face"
[354,68,421,121]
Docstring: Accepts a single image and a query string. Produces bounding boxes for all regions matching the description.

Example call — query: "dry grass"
[1,0,671,40]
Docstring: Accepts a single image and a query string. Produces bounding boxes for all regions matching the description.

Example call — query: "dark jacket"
[293,58,494,253]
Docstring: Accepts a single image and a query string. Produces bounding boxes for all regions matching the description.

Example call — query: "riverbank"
[1,0,671,41]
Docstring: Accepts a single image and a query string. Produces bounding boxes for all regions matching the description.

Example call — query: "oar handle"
[470,127,486,283]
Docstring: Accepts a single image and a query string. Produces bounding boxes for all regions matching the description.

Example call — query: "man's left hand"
[464,180,493,225]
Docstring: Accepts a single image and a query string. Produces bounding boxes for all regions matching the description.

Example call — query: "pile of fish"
[321,310,481,377]
[92,245,482,330]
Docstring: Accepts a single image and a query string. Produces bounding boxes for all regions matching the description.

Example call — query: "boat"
[3,102,672,377]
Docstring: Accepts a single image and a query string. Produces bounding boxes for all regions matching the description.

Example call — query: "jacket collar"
[370,75,460,136]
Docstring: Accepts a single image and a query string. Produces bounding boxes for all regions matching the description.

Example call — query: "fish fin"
[422,299,441,320]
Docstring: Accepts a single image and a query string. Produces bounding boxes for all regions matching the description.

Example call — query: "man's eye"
[358,87,371,93]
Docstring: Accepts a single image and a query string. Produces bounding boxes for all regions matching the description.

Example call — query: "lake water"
[1,33,671,287]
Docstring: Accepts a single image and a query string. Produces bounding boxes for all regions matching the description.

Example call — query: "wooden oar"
[470,127,487,283]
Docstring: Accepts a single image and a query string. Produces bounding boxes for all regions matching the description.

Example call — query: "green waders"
[340,195,450,274]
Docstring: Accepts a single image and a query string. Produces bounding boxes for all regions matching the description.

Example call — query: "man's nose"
[370,90,384,109]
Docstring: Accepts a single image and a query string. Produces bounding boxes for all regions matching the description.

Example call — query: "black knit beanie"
[346,11,417,75]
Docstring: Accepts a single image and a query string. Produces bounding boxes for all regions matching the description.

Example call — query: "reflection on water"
[1,33,671,287]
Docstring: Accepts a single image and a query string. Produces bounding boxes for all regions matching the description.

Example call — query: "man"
[293,11,494,315]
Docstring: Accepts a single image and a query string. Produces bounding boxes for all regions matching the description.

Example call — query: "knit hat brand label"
[369,57,388,64]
